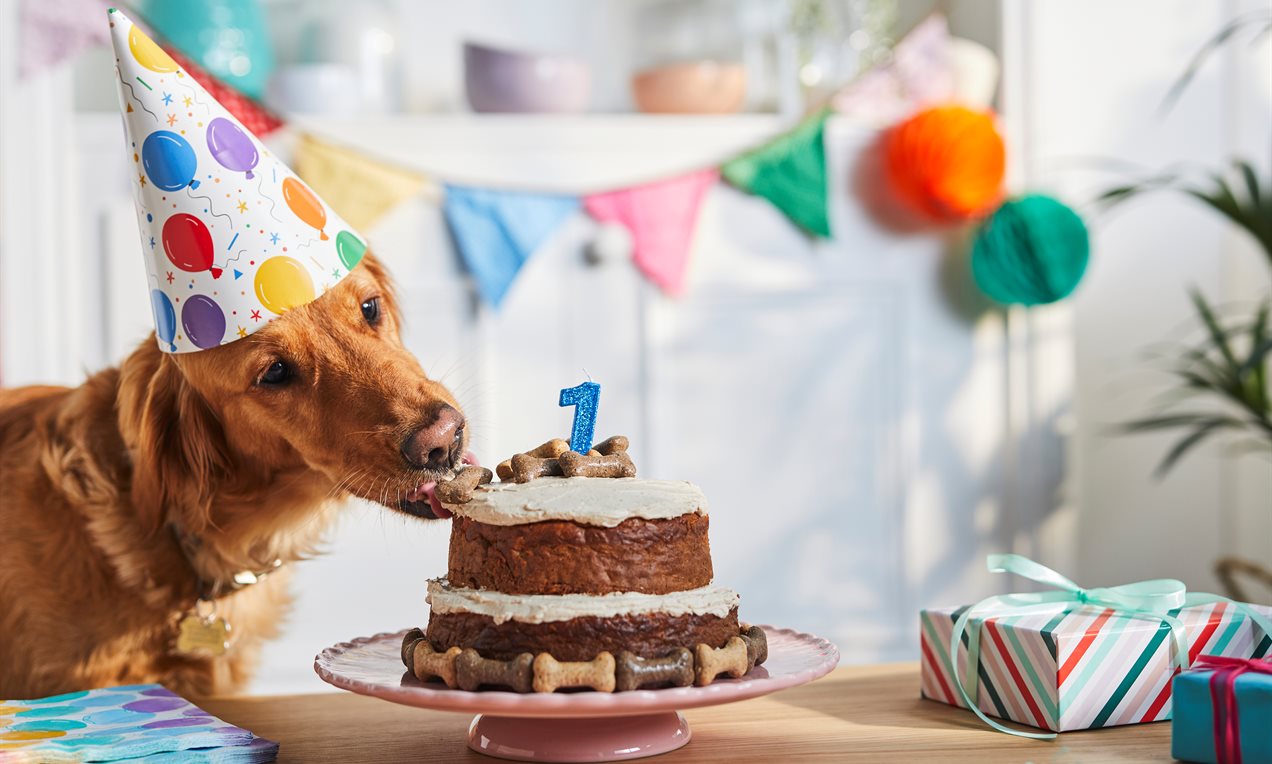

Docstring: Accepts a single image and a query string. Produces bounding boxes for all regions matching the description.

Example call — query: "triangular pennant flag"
[584,169,718,295]
[294,134,434,231]
[443,185,579,307]
[164,45,284,138]
[18,0,112,79]
[108,9,366,353]
[830,14,953,121]
[721,109,831,238]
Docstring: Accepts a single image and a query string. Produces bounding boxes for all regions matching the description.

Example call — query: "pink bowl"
[632,60,746,115]
[464,41,591,114]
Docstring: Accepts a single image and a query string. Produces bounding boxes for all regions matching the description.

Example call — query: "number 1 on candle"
[559,381,601,454]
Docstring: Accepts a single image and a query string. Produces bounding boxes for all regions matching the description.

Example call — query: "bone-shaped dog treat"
[435,465,493,502]
[614,648,693,691]
[533,651,617,693]
[527,438,571,459]
[504,453,601,477]
[510,453,563,483]
[401,627,426,669]
[694,637,749,686]
[434,465,493,504]
[497,439,569,481]
[496,459,514,481]
[410,641,462,687]
[454,648,535,692]
[591,435,629,456]
[740,625,768,667]
[557,450,636,479]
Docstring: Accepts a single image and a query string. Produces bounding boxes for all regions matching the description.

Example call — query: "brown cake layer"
[447,513,713,595]
[426,607,740,662]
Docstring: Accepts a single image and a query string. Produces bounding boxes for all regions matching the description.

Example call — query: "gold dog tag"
[175,601,231,657]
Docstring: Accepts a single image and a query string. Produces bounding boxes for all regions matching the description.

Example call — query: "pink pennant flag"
[584,169,718,295]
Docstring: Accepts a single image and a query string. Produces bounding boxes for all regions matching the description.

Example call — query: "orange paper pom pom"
[884,105,1006,222]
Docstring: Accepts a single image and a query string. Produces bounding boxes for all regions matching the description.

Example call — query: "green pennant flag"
[721,108,830,238]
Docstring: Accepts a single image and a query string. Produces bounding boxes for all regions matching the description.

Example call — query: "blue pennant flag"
[442,185,579,307]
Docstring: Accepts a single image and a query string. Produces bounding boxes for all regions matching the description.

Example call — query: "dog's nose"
[401,404,465,472]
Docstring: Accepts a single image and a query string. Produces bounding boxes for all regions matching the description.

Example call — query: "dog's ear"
[120,345,232,535]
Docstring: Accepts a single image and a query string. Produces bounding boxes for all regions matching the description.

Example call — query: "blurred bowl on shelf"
[632,60,746,114]
[463,41,591,114]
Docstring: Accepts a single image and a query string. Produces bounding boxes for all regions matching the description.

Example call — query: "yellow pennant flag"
[294,133,437,231]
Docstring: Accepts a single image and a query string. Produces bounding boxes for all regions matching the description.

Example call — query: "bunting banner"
[584,169,718,295]
[294,134,436,232]
[721,109,832,238]
[442,186,580,307]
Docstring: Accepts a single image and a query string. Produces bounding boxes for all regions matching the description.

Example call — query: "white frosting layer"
[445,477,708,527]
[426,580,739,625]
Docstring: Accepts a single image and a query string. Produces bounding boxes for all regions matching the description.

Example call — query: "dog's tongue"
[410,451,480,520]
[405,481,449,519]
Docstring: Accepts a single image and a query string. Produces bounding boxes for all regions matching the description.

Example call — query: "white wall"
[1012,0,1272,594]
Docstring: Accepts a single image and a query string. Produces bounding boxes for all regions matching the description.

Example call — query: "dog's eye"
[258,360,292,386]
[361,297,381,326]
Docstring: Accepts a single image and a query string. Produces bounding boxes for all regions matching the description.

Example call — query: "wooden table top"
[200,663,1175,763]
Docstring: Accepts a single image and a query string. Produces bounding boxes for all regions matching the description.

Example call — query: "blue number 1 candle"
[559,381,601,454]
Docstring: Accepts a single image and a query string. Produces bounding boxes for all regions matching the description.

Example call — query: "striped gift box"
[920,601,1272,732]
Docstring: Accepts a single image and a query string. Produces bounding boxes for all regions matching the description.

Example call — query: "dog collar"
[168,523,283,658]
[168,523,283,600]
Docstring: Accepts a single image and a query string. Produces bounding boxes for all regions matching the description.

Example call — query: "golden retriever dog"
[0,254,465,698]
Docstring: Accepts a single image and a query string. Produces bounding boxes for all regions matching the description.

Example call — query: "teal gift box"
[1172,656,1272,764]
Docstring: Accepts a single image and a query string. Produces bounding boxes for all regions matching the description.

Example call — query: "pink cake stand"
[315,625,838,762]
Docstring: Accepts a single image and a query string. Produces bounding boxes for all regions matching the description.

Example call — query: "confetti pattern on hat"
[107,8,367,353]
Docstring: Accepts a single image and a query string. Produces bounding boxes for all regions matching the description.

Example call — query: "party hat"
[107,8,368,353]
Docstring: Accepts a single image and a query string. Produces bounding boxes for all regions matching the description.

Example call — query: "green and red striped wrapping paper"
[920,601,1272,732]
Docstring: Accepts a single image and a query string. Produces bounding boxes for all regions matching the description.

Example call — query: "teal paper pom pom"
[971,195,1089,306]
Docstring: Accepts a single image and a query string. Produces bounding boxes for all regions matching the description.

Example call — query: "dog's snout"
[401,404,465,472]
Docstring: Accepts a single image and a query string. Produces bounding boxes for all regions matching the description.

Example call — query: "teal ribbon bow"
[948,554,1272,739]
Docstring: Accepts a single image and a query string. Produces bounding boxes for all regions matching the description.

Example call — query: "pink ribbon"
[1192,654,1272,764]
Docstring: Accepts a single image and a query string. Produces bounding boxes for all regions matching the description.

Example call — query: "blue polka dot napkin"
[0,685,278,762]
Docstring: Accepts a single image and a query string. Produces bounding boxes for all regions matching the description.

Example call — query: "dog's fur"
[0,254,464,698]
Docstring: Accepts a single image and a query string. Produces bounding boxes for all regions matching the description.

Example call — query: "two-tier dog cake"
[401,436,766,693]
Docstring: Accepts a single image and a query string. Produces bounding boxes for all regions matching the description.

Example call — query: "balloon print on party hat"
[206,118,259,180]
[107,8,368,354]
